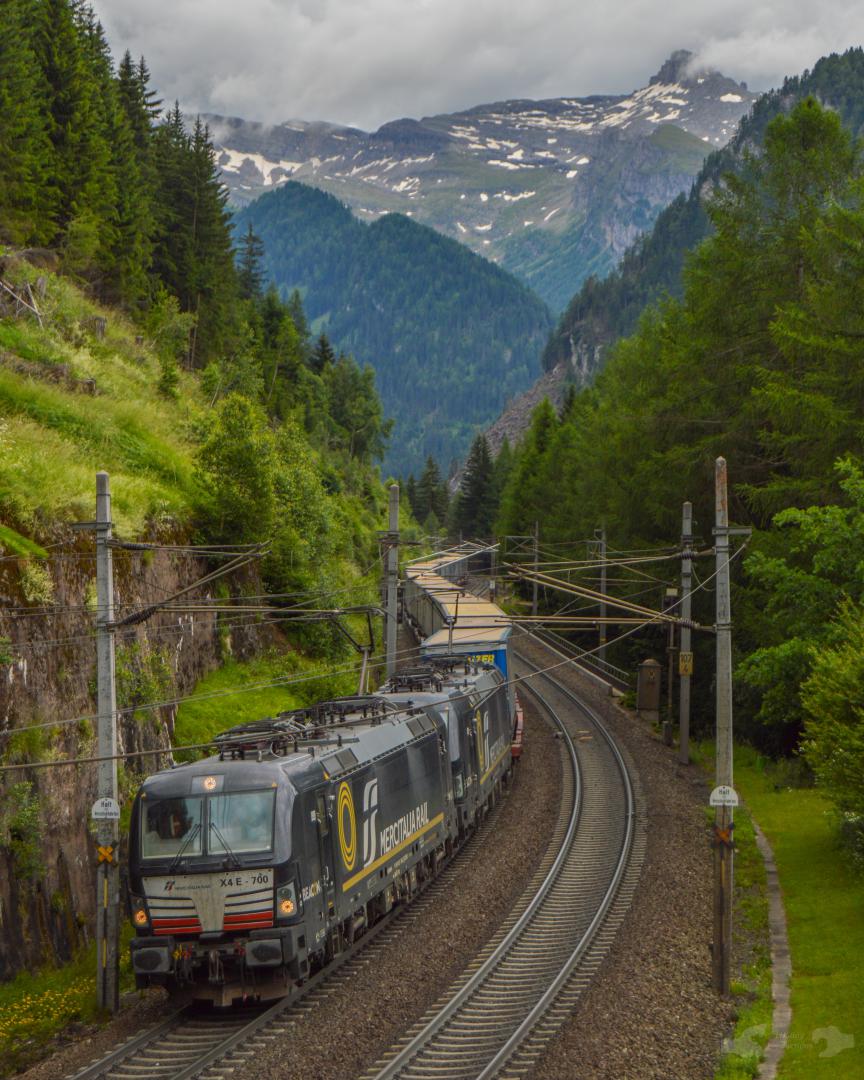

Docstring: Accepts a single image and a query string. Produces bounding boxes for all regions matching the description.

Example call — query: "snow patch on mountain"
[207,51,757,310]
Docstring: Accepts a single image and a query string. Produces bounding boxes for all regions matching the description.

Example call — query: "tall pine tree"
[455,434,495,537]
[0,0,55,244]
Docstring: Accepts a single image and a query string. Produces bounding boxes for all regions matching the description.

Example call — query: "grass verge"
[733,746,864,1078]
[695,741,864,1078]
[173,646,362,759]
[0,928,134,1076]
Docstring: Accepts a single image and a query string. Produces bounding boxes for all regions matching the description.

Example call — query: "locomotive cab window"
[141,797,203,858]
[139,791,275,859]
[209,790,275,855]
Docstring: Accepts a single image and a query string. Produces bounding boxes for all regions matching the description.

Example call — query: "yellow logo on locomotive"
[337,781,357,870]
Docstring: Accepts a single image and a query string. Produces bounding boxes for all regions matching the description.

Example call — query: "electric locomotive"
[127,659,512,1003]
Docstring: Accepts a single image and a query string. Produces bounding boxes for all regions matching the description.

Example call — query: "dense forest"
[498,96,864,861]
[236,182,553,475]
[543,47,864,373]
[0,0,392,609]
[0,0,407,999]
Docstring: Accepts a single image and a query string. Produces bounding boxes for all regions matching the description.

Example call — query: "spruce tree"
[34,0,116,268]
[311,332,336,374]
[287,288,310,343]
[237,223,265,300]
[456,434,495,537]
[0,0,55,244]
[151,109,238,365]
[405,474,418,517]
[416,457,448,523]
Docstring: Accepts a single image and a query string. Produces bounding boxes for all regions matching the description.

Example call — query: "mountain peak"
[209,59,758,310]
[650,49,696,86]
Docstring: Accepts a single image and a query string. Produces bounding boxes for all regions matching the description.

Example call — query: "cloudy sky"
[100,0,864,131]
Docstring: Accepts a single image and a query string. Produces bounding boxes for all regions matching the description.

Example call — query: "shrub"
[19,562,54,605]
[801,601,864,835]
[0,781,44,879]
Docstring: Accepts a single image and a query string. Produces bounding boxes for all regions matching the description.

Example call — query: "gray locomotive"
[128,659,514,1003]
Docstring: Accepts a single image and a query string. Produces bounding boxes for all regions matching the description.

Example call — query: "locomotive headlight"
[275,882,298,919]
[130,898,149,928]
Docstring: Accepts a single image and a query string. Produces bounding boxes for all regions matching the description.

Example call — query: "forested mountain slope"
[237,182,554,474]
[210,51,757,311]
[498,96,864,836]
[543,47,864,374]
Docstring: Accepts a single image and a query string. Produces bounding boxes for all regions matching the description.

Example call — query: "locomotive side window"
[141,797,203,858]
[209,791,275,854]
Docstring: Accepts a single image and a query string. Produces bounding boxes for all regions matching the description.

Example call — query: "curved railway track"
[361,647,646,1080]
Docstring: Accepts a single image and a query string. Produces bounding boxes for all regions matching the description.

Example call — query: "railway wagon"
[404,551,514,713]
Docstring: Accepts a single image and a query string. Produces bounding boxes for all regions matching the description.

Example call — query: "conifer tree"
[456,434,495,537]
[496,399,558,536]
[151,109,238,364]
[34,0,116,268]
[257,287,304,416]
[287,289,310,344]
[311,332,336,374]
[117,53,160,152]
[405,474,418,517]
[415,457,448,523]
[237,224,265,300]
[492,437,513,508]
[0,0,55,244]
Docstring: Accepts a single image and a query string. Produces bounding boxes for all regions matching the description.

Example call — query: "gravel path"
[517,639,737,1080]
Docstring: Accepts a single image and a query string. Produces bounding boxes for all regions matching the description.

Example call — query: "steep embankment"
[0,253,384,981]
[237,183,553,475]
[0,252,257,978]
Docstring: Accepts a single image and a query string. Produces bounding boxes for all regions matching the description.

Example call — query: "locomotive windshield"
[208,791,275,855]
[141,797,203,859]
[140,790,276,859]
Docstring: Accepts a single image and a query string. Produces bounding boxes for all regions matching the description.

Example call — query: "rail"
[362,644,642,1080]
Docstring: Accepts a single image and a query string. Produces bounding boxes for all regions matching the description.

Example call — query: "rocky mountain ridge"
[206,51,757,310]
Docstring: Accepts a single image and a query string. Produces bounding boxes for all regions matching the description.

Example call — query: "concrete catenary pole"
[679,501,693,765]
[95,472,119,1012]
[598,524,607,665]
[385,483,399,679]
[713,458,734,995]
[531,521,539,618]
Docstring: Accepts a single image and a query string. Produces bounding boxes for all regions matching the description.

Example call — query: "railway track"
[360,647,646,1080]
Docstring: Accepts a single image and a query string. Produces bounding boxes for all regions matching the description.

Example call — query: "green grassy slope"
[734,751,864,1079]
[0,254,203,538]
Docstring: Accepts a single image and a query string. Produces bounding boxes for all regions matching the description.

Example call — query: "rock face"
[484,362,572,457]
[206,52,757,310]
[0,539,271,979]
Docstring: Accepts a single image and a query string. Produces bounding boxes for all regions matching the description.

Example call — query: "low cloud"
[99,0,864,131]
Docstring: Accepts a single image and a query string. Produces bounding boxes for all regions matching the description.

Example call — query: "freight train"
[127,545,521,1003]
